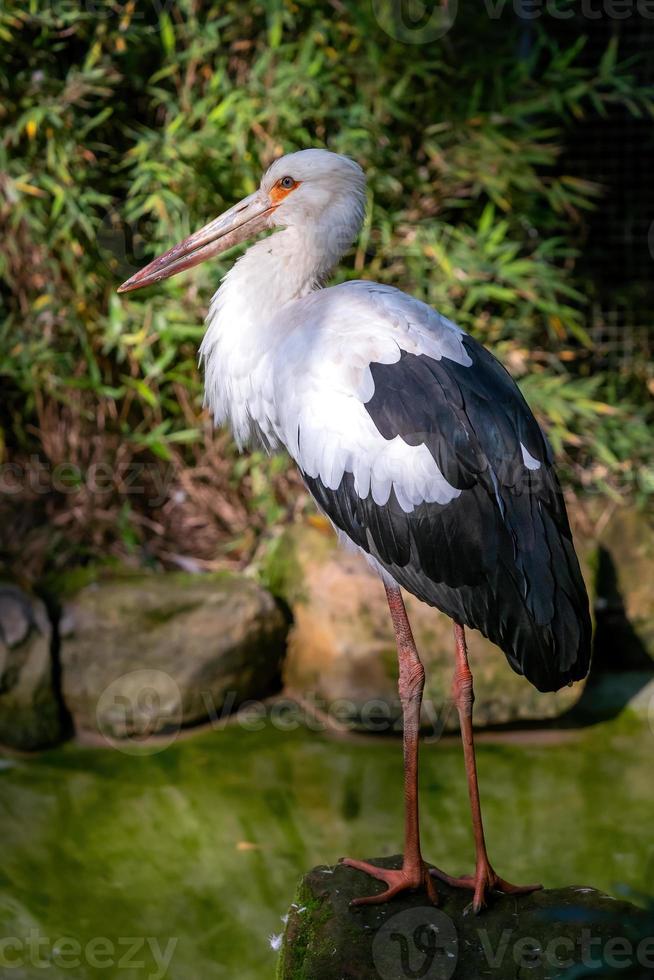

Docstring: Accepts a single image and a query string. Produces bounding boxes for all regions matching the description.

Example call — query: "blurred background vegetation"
[1,0,653,582]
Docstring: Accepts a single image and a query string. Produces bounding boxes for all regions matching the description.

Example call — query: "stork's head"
[118,149,366,293]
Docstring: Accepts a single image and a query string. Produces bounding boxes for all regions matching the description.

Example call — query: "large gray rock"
[263,523,586,733]
[278,856,653,980]
[60,570,287,740]
[0,584,64,749]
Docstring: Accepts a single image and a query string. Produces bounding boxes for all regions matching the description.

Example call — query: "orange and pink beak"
[117,190,276,293]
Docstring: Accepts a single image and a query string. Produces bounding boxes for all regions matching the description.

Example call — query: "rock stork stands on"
[119,150,592,912]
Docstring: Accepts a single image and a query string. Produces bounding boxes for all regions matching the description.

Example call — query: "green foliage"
[1,1,652,575]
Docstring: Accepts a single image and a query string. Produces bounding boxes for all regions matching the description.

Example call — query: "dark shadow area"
[568,545,654,726]
[412,545,654,740]
[592,545,654,672]
[34,588,74,744]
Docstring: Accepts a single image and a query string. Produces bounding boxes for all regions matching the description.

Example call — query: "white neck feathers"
[198,211,358,446]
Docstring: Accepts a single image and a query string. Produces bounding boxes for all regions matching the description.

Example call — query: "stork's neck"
[199,223,344,445]
[245,225,337,305]
[210,223,342,334]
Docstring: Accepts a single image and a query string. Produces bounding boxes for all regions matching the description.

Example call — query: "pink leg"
[430,622,542,912]
[341,585,438,906]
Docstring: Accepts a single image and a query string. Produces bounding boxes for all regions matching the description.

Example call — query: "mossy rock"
[278,856,652,980]
[59,569,287,739]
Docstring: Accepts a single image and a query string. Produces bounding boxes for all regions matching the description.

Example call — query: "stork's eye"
[279,176,295,189]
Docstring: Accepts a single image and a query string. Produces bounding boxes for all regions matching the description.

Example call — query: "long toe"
[429,863,541,913]
[429,867,476,889]
[340,858,438,907]
[494,876,542,897]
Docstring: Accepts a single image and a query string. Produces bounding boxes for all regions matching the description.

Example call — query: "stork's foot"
[340,857,439,907]
[430,860,541,914]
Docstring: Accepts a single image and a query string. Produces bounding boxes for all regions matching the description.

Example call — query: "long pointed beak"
[117,191,274,293]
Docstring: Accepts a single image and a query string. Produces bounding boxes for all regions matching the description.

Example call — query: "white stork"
[119,149,592,912]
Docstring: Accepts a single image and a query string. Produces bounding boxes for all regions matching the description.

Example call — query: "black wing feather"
[302,339,591,693]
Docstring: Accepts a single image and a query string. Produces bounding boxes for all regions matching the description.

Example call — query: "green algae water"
[0,715,652,979]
